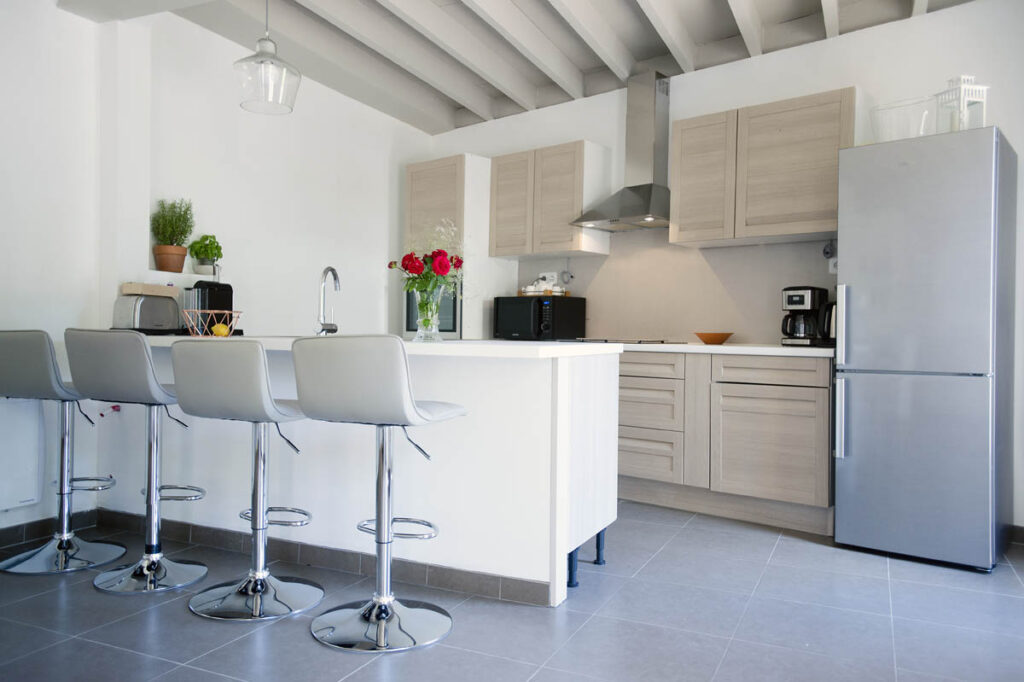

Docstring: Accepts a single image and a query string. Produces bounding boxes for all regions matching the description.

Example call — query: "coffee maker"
[781,286,830,346]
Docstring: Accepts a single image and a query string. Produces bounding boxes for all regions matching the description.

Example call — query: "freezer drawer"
[834,372,994,568]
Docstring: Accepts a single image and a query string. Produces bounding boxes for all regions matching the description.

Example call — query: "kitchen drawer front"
[619,426,684,484]
[712,354,831,388]
[620,352,686,379]
[619,377,686,431]
[710,382,830,507]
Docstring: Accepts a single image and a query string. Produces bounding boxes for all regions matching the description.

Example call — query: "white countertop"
[619,342,834,358]
[145,336,624,359]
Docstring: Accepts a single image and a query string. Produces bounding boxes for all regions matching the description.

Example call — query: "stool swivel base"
[190,423,323,621]
[0,402,124,575]
[94,405,208,593]
[311,426,452,652]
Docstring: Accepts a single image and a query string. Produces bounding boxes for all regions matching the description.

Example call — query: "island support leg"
[594,528,607,565]
[567,549,579,588]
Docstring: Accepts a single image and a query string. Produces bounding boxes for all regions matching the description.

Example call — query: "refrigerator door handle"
[835,376,846,460]
[836,284,848,367]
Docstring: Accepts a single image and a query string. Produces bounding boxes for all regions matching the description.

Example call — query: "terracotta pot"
[153,245,187,273]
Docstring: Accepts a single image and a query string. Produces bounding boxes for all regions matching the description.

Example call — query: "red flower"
[401,252,424,275]
[432,253,451,276]
[452,255,463,270]
[430,248,448,262]
[387,260,398,269]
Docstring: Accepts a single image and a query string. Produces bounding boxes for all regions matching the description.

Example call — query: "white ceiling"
[59,0,975,134]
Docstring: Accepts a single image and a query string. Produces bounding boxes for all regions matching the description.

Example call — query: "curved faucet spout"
[318,266,341,335]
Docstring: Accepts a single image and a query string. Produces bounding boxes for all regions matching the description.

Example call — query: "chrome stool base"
[189,573,324,621]
[0,535,125,575]
[94,554,207,593]
[311,598,453,653]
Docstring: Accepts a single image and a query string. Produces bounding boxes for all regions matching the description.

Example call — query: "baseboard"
[94,508,550,606]
[618,476,834,536]
[0,510,98,551]
[1011,525,1024,544]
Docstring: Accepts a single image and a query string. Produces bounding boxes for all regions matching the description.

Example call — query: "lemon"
[211,323,230,337]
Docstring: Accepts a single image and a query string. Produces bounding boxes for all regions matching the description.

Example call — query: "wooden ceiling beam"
[375,0,537,111]
[822,0,840,38]
[725,0,764,56]
[57,0,208,22]
[462,0,584,100]
[296,0,493,120]
[635,0,697,73]
[548,0,634,82]
[911,0,929,16]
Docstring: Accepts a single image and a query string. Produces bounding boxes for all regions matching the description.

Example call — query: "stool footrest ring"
[139,484,206,502]
[72,475,116,492]
[239,506,312,527]
[357,517,438,540]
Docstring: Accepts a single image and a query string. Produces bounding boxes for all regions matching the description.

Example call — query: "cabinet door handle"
[836,284,848,367]
[834,376,846,460]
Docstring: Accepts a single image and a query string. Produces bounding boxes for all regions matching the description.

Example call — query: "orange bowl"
[694,332,733,345]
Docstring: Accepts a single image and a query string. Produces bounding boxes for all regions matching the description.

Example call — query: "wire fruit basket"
[182,310,243,337]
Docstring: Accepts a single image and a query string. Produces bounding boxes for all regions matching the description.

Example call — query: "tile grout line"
[709,530,782,682]
[152,664,248,682]
[524,609,599,682]
[178,618,287,669]
[625,512,695,579]
[335,654,382,682]
[887,556,899,682]
[0,635,69,671]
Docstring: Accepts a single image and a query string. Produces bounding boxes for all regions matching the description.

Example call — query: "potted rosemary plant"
[151,198,195,273]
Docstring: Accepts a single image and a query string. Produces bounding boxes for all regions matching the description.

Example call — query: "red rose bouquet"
[389,245,464,342]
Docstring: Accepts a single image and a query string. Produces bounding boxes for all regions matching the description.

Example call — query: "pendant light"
[234,0,301,114]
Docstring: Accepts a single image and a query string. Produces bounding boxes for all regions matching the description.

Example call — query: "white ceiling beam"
[374,0,537,111]
[911,0,929,16]
[635,0,697,73]
[725,0,763,56]
[177,0,456,134]
[462,0,584,99]
[57,0,208,22]
[547,0,634,82]
[822,0,840,38]
[295,0,493,120]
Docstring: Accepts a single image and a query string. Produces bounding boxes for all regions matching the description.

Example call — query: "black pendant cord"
[75,401,95,426]
[163,405,189,429]
[275,423,300,454]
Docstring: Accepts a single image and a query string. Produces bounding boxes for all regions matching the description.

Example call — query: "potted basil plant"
[189,234,223,276]
[151,199,194,273]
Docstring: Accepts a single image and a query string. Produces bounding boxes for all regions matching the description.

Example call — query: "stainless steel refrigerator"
[834,127,1017,570]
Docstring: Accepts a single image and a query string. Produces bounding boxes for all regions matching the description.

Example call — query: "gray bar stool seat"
[293,334,466,653]
[0,331,125,574]
[171,339,324,621]
[65,329,208,593]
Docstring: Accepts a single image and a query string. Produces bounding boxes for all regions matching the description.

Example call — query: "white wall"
[0,0,102,527]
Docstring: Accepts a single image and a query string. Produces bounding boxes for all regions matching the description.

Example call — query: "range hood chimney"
[572,71,671,231]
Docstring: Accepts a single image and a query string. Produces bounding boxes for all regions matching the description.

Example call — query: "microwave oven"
[493,296,585,340]
[403,288,461,340]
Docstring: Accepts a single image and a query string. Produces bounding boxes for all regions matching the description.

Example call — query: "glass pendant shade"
[234,37,301,114]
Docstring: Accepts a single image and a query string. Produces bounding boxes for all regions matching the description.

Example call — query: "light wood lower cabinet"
[710,382,830,507]
[619,376,685,431]
[619,426,684,483]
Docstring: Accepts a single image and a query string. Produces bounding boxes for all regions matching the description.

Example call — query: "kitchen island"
[97,338,622,606]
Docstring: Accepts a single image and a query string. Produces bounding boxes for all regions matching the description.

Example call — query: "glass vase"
[412,286,445,342]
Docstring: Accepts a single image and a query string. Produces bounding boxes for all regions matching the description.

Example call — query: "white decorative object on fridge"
[935,75,988,133]
[870,96,937,143]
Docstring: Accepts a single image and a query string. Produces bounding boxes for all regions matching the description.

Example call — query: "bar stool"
[0,331,125,574]
[171,339,324,621]
[64,329,208,593]
[293,334,466,652]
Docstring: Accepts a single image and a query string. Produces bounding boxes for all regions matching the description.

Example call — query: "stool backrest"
[0,330,78,401]
[171,339,288,422]
[64,329,174,405]
[292,335,420,426]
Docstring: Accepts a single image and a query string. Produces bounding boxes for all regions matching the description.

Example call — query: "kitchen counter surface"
[619,343,834,358]
[146,336,624,359]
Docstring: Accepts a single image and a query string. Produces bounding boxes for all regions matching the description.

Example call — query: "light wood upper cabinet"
[669,111,737,244]
[489,140,610,258]
[710,382,831,507]
[405,155,465,251]
[669,87,854,248]
[736,88,855,239]
[489,151,534,257]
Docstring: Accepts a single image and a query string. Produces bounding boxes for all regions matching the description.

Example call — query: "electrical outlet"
[828,257,838,274]
[538,271,558,284]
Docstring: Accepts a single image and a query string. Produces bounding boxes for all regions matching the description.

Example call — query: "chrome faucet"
[317,266,341,335]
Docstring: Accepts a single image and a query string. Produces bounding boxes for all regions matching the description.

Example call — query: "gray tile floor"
[2,501,1024,681]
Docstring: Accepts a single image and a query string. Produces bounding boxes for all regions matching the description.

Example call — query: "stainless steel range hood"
[572,71,671,231]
